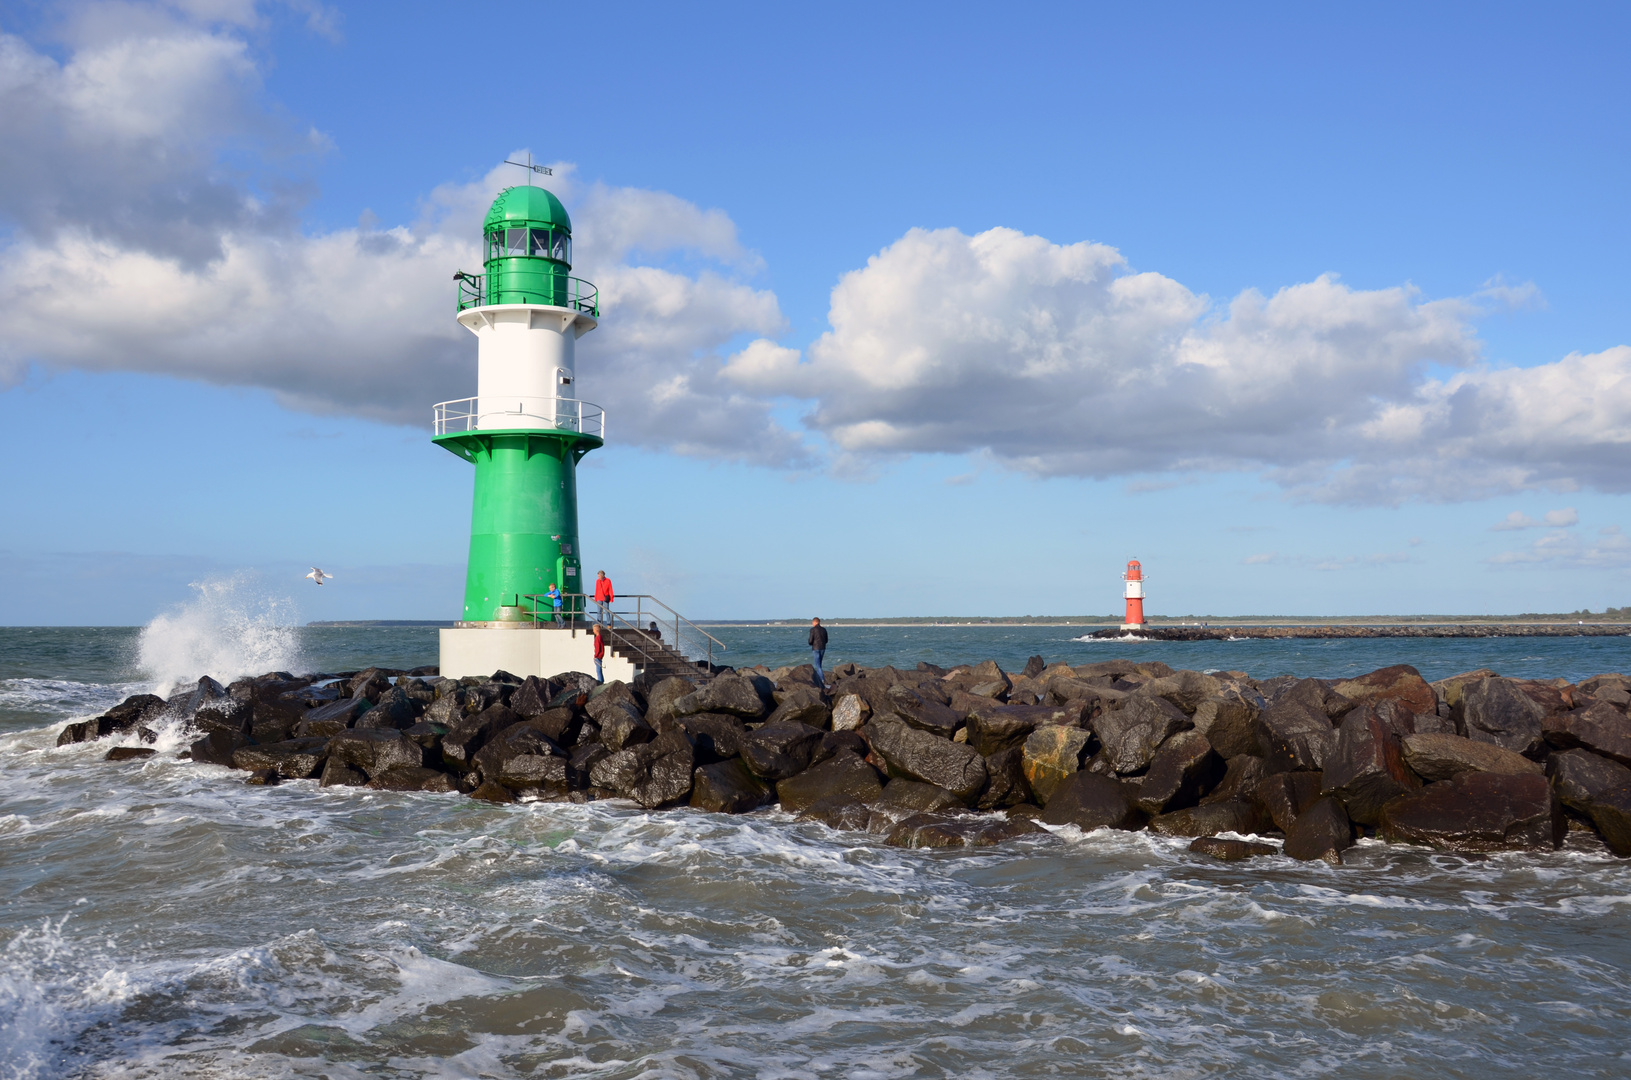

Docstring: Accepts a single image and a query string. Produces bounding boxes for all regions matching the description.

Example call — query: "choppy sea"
[3,604,1630,1078]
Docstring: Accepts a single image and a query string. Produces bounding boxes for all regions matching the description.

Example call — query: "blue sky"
[2,1,1629,624]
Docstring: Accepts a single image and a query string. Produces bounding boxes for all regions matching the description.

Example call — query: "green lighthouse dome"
[484,185,571,234]
[471,184,597,312]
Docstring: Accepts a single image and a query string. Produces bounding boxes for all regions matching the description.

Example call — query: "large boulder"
[674,713,749,762]
[642,675,700,729]
[353,686,418,731]
[1148,799,1267,838]
[1020,724,1091,805]
[440,704,520,771]
[1200,755,1270,807]
[864,718,987,800]
[966,703,1077,756]
[230,737,329,779]
[471,723,563,783]
[691,758,775,813]
[764,689,831,729]
[1190,837,1279,861]
[1133,731,1223,816]
[1252,771,1324,833]
[877,779,966,814]
[1094,694,1191,775]
[776,751,884,813]
[1319,705,1420,825]
[975,745,1033,810]
[189,729,251,767]
[673,674,770,720]
[594,702,654,752]
[497,753,570,792]
[1402,732,1543,782]
[1039,772,1143,831]
[883,813,1047,849]
[1254,700,1336,772]
[830,693,870,731]
[1543,702,1631,766]
[327,729,426,779]
[1462,678,1565,756]
[1379,772,1564,851]
[740,721,824,781]
[1549,749,1631,856]
[882,684,962,737]
[1330,665,1437,717]
[293,696,371,739]
[369,766,457,793]
[1283,797,1353,864]
[588,730,696,808]
[1139,670,1223,715]
[1191,690,1261,759]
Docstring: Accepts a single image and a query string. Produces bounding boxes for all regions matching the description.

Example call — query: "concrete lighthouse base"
[438,626,639,682]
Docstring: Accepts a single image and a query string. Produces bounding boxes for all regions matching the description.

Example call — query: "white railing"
[433,396,606,438]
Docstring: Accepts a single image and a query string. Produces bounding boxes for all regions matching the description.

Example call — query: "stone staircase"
[604,626,706,679]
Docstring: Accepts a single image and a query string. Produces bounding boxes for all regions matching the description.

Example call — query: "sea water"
[2,618,1630,1078]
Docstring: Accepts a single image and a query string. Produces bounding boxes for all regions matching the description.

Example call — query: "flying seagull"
[305,567,333,586]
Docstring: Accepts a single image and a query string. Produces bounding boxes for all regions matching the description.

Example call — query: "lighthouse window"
[503,228,529,256]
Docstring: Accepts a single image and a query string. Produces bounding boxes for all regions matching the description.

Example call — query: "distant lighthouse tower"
[1121,559,1147,631]
[433,180,634,680]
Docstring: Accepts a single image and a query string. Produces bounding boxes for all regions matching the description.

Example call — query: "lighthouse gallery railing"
[455,272,600,316]
[433,397,605,438]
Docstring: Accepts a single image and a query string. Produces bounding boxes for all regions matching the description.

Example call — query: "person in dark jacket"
[808,617,829,689]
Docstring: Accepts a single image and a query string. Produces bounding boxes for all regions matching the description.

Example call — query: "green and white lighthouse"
[434,180,632,680]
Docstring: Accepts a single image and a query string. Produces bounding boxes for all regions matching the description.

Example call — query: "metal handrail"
[519,592,725,670]
[433,396,605,438]
[453,271,600,316]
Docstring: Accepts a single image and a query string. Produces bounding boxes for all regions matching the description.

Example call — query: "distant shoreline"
[297,617,1631,631]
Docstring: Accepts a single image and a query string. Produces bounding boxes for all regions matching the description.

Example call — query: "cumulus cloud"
[722,227,1631,504]
[0,3,808,467]
[1490,525,1631,570]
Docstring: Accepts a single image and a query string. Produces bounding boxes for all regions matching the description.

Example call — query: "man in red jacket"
[593,570,614,626]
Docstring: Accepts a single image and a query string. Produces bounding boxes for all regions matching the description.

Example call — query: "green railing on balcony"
[453,271,599,316]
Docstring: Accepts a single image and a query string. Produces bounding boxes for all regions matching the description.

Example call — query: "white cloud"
[0,5,810,467]
[1490,527,1631,570]
[1491,507,1579,531]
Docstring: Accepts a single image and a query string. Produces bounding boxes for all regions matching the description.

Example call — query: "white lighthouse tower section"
[1124,578,1144,601]
[456,304,597,432]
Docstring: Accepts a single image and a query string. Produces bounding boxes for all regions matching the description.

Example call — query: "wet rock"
[348,668,391,703]
[594,703,654,752]
[1039,772,1144,831]
[319,759,368,787]
[1191,690,1261,759]
[1549,749,1631,855]
[690,758,775,813]
[765,692,831,729]
[741,721,824,781]
[865,718,987,800]
[294,697,372,739]
[1095,694,1191,775]
[1140,670,1223,715]
[976,745,1034,810]
[1254,700,1336,772]
[830,693,870,731]
[882,684,962,737]
[498,753,570,792]
[644,676,701,729]
[776,751,884,813]
[245,768,281,786]
[1462,678,1565,756]
[189,729,251,767]
[1331,664,1437,717]
[884,812,1046,848]
[1282,797,1353,864]
[104,747,157,762]
[811,730,869,767]
[1319,704,1421,825]
[508,675,553,718]
[472,723,563,782]
[423,689,471,727]
[1022,655,1047,679]
[1134,731,1224,816]
[1190,836,1278,861]
[673,674,770,720]
[327,729,426,778]
[402,721,447,752]
[1200,755,1269,806]
[231,737,329,779]
[877,779,966,814]
[1379,772,1564,851]
[674,713,749,763]
[369,766,454,792]
[588,730,696,808]
[1148,798,1267,838]
[353,686,418,731]
[1402,732,1543,782]
[1543,702,1631,766]
[469,780,516,804]
[1020,724,1091,805]
[441,704,520,771]
[568,743,609,788]
[1252,771,1325,833]
[966,703,1076,756]
[798,794,876,830]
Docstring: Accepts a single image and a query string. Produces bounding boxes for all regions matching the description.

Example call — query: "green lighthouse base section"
[434,428,603,624]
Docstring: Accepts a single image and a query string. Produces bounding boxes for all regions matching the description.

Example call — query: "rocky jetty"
[62,656,1631,860]
[1089,624,1631,640]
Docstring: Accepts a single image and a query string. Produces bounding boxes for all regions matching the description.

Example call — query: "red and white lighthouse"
[1121,559,1146,630]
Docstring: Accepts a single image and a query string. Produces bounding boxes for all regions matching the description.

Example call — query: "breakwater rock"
[1089,624,1631,640]
[62,656,1631,861]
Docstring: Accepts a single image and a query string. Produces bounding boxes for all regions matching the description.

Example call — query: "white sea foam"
[136,574,305,696]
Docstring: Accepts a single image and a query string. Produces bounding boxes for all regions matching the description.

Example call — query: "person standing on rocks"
[592,622,605,683]
[809,617,830,689]
[593,570,615,625]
